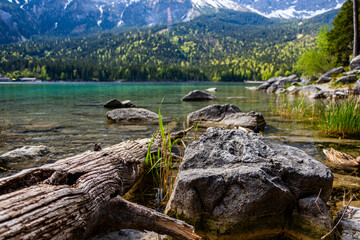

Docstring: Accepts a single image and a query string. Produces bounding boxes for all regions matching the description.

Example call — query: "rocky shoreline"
[251,57,360,99]
[1,87,359,240]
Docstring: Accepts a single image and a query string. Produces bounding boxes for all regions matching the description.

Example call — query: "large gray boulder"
[277,75,300,88]
[338,206,360,240]
[299,85,321,96]
[107,108,159,123]
[316,76,332,84]
[323,66,345,77]
[266,83,279,93]
[260,75,299,93]
[187,104,266,131]
[0,145,51,169]
[354,79,360,91]
[335,74,358,84]
[312,90,331,99]
[257,82,271,91]
[165,128,333,239]
[181,90,216,101]
[350,55,360,70]
[343,70,360,76]
[299,76,311,85]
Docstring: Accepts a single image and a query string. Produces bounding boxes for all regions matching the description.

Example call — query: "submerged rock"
[107,108,159,123]
[187,104,266,131]
[0,145,51,169]
[165,128,333,239]
[181,90,216,101]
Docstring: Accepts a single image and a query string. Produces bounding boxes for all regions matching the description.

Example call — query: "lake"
[0,82,359,175]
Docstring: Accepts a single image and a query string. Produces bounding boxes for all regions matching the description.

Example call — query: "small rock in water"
[181,90,216,101]
[94,143,102,151]
[104,99,123,109]
[244,86,257,91]
[121,100,136,108]
[107,108,159,123]
[0,145,51,169]
[206,87,217,92]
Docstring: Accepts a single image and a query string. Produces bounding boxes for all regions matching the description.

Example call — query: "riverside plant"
[270,93,317,121]
[271,94,360,139]
[319,96,360,139]
[146,104,186,206]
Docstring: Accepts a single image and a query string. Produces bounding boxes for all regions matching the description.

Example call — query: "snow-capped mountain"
[0,0,346,43]
[189,0,345,19]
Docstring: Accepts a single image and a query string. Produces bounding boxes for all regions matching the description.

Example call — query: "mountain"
[0,0,345,43]
[1,9,334,82]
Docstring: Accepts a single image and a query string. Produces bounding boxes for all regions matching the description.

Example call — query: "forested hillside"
[0,10,333,82]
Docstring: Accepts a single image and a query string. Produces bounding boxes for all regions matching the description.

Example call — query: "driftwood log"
[323,148,360,167]
[0,139,200,240]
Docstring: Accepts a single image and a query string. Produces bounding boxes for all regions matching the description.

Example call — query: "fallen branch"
[321,195,354,240]
[0,139,200,240]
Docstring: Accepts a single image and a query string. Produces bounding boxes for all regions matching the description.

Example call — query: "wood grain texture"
[0,139,200,240]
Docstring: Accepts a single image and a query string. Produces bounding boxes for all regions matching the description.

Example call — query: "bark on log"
[0,139,200,240]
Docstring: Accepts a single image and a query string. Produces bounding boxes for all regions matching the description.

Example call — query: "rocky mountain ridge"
[0,0,345,43]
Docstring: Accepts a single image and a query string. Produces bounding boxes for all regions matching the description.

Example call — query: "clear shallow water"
[0,82,359,173]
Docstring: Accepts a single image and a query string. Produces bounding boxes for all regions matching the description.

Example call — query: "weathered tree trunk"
[354,0,359,57]
[0,139,200,240]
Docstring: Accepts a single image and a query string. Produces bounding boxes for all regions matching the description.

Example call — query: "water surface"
[0,82,359,172]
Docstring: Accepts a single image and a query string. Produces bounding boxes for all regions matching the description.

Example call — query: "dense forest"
[296,0,359,76]
[0,9,341,82]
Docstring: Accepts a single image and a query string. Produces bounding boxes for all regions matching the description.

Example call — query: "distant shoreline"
[0,80,263,85]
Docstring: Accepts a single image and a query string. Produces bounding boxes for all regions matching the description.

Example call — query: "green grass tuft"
[319,97,360,139]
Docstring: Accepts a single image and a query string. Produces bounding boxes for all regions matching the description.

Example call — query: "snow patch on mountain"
[8,0,20,4]
[96,4,105,27]
[244,0,345,19]
[64,0,73,10]
[192,0,245,11]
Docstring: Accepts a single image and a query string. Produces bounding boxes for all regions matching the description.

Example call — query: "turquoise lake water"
[1,82,360,173]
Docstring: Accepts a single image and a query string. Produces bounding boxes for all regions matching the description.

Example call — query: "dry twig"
[314,188,324,216]
[321,195,354,240]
